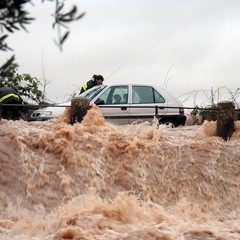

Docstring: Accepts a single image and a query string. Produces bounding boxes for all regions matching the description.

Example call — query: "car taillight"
[179,107,185,115]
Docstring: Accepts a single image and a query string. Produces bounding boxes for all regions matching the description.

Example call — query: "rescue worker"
[80,74,104,94]
[0,86,28,120]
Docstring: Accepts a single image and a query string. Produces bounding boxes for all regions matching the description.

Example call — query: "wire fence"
[178,87,240,109]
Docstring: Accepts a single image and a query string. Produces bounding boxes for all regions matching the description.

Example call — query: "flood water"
[0,105,240,240]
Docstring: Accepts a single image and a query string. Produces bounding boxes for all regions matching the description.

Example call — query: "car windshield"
[79,85,106,101]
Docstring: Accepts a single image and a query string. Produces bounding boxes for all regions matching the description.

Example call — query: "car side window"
[132,86,165,104]
[154,89,165,103]
[96,85,128,104]
[95,88,111,104]
[132,86,153,103]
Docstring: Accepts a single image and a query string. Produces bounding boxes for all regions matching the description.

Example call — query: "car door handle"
[121,107,127,111]
[159,107,165,110]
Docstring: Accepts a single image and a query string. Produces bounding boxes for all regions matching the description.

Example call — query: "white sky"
[2,0,240,106]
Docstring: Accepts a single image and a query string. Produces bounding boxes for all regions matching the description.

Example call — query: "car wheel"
[160,119,178,128]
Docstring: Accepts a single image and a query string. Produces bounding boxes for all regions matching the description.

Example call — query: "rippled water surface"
[0,105,240,240]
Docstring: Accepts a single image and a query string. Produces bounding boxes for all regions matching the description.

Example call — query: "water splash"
[0,105,240,239]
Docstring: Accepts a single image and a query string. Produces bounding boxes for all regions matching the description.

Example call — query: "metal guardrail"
[0,102,239,121]
[0,102,221,110]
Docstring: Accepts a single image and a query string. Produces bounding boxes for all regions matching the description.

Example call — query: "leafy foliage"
[0,0,85,102]
[51,0,85,50]
[0,69,44,103]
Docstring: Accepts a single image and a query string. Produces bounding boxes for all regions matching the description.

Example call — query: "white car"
[30,83,186,127]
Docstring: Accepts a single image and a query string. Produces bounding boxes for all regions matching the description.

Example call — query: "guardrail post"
[155,105,159,119]
[216,101,235,141]
[70,97,90,124]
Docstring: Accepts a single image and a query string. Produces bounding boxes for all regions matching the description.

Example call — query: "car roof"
[102,83,162,87]
[101,83,179,96]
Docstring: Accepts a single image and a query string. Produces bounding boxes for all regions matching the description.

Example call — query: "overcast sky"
[2,0,240,106]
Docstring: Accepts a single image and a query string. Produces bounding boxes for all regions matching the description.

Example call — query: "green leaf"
[60,31,70,44]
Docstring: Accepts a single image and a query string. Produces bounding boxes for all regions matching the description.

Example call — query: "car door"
[93,85,130,125]
[128,85,168,124]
